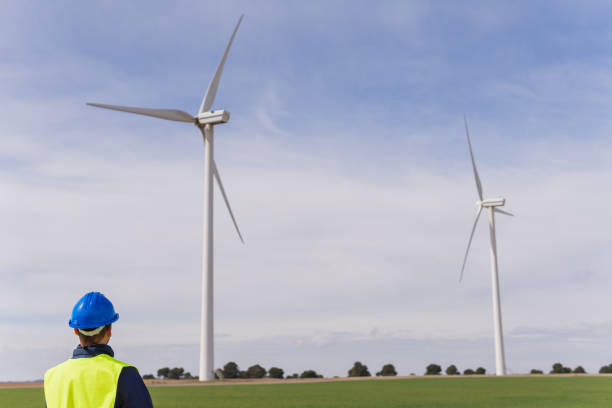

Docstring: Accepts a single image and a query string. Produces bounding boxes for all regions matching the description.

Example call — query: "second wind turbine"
[459,116,514,376]
[87,16,245,381]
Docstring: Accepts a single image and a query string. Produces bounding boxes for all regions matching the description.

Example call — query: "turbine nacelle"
[197,110,230,126]
[478,198,506,208]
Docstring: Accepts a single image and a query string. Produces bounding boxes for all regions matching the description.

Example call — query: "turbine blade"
[495,208,514,217]
[459,206,483,282]
[213,160,245,244]
[464,115,484,201]
[199,15,243,114]
[87,103,194,123]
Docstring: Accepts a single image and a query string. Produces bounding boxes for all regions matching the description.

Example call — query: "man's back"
[44,344,154,408]
[45,353,130,408]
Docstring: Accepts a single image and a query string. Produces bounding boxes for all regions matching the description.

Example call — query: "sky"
[1,0,612,381]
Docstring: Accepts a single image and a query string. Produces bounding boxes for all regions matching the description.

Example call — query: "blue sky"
[1,1,612,381]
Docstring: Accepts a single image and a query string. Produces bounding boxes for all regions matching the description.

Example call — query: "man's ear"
[108,325,112,338]
[74,328,80,336]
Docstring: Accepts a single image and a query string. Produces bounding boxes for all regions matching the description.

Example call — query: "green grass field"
[2,376,611,408]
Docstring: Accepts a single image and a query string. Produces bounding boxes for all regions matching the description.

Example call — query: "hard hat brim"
[68,313,119,329]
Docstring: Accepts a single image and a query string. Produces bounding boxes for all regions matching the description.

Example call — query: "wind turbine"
[87,16,245,381]
[459,116,513,377]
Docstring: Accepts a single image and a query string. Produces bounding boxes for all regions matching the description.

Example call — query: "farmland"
[2,376,612,407]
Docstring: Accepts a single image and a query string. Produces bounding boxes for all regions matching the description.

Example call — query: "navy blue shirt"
[72,344,154,408]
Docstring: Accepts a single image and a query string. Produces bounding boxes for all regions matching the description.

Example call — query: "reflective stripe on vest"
[44,354,132,408]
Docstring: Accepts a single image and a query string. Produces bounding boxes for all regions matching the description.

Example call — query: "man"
[44,291,154,408]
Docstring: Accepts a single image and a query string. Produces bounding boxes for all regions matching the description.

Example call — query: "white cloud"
[2,115,611,380]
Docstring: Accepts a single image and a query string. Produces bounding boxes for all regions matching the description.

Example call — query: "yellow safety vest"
[44,354,132,408]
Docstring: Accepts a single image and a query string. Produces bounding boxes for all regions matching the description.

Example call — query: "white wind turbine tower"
[459,116,513,377]
[87,16,245,381]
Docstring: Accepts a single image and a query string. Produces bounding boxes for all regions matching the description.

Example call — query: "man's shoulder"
[118,366,144,387]
[117,366,154,407]
[44,359,73,379]
[119,366,141,379]
[97,353,134,369]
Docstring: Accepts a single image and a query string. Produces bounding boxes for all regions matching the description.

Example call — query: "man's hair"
[77,324,111,346]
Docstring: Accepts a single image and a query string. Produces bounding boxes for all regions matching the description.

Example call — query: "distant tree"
[222,362,240,379]
[214,369,224,379]
[530,369,543,374]
[268,367,284,379]
[239,370,248,379]
[599,364,612,374]
[425,364,442,375]
[573,366,586,374]
[445,365,459,375]
[475,367,486,375]
[286,373,299,379]
[142,374,155,380]
[550,363,571,374]
[168,367,184,380]
[463,369,475,375]
[348,361,371,377]
[183,372,194,379]
[375,364,397,377]
[247,364,267,378]
[300,370,323,378]
[157,367,170,379]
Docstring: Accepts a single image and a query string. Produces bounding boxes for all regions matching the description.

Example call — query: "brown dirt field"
[144,373,610,387]
[2,373,609,389]
[0,382,43,389]
[145,375,412,387]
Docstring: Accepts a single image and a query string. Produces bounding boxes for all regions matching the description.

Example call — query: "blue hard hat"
[69,291,119,329]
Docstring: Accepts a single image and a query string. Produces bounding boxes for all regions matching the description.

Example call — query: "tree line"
[142,361,396,380]
[142,367,195,380]
[216,362,325,379]
[425,362,601,376]
[425,364,487,375]
[532,362,612,374]
[142,361,612,379]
